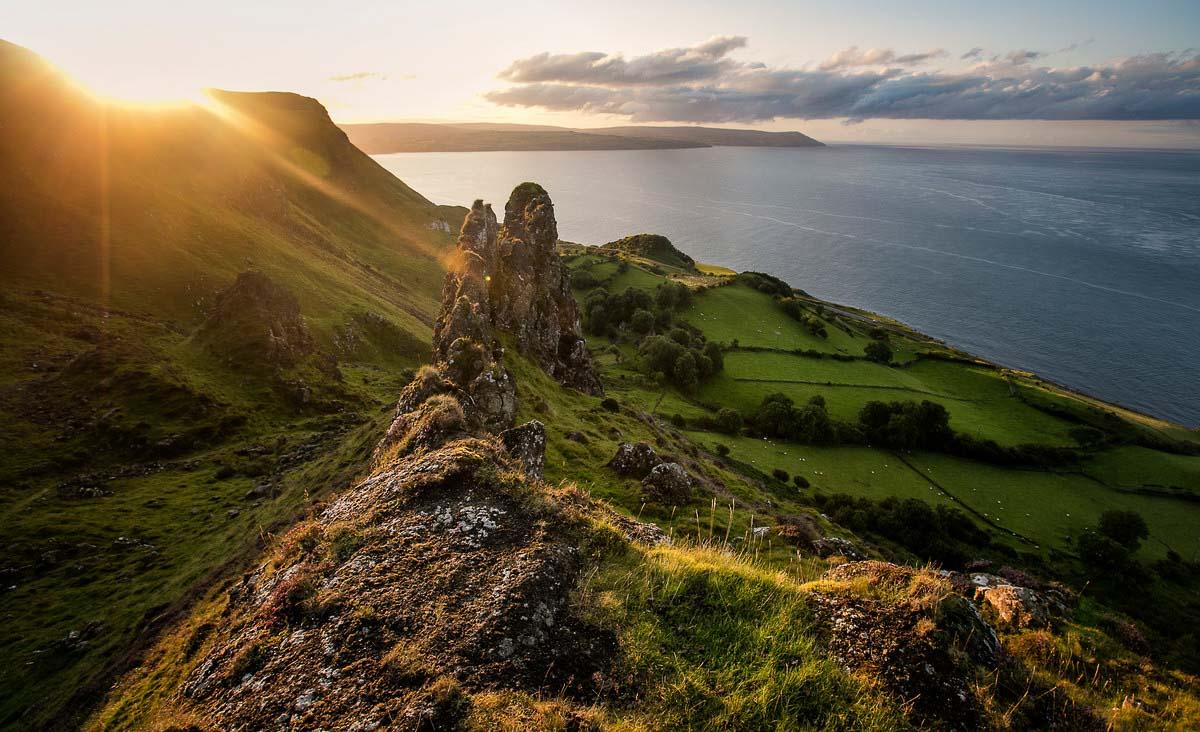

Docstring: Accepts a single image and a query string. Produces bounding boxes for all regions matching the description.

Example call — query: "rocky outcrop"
[434,183,602,395]
[195,271,315,369]
[164,185,620,729]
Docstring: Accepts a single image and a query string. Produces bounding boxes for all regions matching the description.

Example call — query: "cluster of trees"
[581,281,722,391]
[639,330,724,391]
[780,298,828,338]
[582,282,693,337]
[858,400,953,450]
[811,492,991,566]
[752,393,846,444]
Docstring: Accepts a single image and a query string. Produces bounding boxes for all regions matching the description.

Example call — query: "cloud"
[486,39,1200,123]
[497,36,746,86]
[820,46,945,70]
[961,47,983,60]
[328,71,389,82]
[1004,49,1044,65]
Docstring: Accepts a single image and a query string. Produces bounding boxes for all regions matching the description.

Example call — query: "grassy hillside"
[0,40,461,728]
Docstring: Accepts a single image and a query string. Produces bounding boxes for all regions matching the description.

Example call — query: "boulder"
[501,420,546,480]
[966,573,1073,631]
[810,537,864,560]
[607,442,661,479]
[641,462,693,504]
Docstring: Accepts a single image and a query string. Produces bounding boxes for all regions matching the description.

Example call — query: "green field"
[683,284,860,353]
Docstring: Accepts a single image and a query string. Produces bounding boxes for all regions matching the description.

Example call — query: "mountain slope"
[0,39,461,729]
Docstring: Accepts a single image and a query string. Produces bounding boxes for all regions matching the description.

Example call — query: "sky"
[8,0,1200,147]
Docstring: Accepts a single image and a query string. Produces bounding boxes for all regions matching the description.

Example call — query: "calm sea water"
[375,145,1200,428]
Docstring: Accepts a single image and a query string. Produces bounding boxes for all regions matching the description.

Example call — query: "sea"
[374,144,1200,428]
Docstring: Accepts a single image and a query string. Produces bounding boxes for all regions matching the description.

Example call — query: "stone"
[641,462,693,504]
[810,537,864,560]
[501,420,546,480]
[607,442,661,479]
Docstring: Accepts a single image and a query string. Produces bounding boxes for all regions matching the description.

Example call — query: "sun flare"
[63,64,207,109]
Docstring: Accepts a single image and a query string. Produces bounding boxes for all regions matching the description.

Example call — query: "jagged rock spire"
[434,184,602,396]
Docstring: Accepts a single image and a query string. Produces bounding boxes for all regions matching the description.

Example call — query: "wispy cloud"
[486,38,1200,123]
[961,47,983,60]
[328,71,390,82]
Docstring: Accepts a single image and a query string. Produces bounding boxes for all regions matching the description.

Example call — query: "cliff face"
[434,183,602,398]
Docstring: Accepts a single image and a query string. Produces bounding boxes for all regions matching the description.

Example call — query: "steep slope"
[0,39,462,729]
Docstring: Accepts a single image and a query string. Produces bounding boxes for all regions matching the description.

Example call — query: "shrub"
[715,443,730,457]
[715,407,742,434]
[600,397,620,412]
[772,468,789,482]
[864,340,893,364]
[630,308,655,334]
[1098,510,1150,551]
[670,413,686,428]
[793,475,810,488]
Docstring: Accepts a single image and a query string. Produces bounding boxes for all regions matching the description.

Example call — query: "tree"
[715,443,731,457]
[673,351,699,391]
[864,340,893,364]
[630,308,655,335]
[1098,510,1150,551]
[703,341,724,372]
[716,408,742,434]
[1078,530,1131,572]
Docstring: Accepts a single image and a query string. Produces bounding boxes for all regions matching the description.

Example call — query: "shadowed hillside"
[0,39,461,728]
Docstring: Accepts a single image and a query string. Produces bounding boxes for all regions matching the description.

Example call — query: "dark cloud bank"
[486,37,1200,123]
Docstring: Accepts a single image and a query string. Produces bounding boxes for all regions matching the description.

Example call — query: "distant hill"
[600,233,697,271]
[588,125,824,148]
[341,123,702,153]
[339,121,822,153]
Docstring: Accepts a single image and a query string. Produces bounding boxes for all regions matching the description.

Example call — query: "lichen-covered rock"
[641,462,693,504]
[810,536,864,560]
[607,441,661,479]
[501,420,546,480]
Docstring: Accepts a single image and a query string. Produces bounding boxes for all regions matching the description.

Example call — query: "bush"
[1098,510,1150,551]
[600,397,620,413]
[715,443,730,457]
[793,475,810,488]
[715,407,742,434]
[670,413,686,428]
[864,340,893,364]
[772,468,789,482]
[630,308,655,335]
